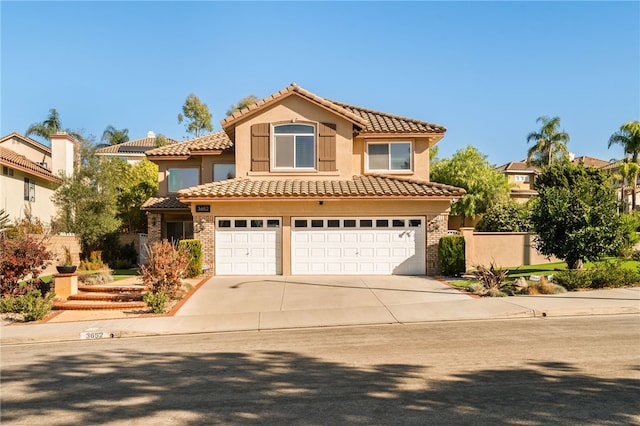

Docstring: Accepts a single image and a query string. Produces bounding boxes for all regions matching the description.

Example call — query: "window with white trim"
[168,168,199,192]
[366,142,412,172]
[273,124,315,169]
[514,175,530,182]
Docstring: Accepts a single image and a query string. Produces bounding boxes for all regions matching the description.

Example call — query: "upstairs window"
[168,168,199,192]
[514,175,530,183]
[273,124,315,169]
[213,164,236,182]
[367,142,412,172]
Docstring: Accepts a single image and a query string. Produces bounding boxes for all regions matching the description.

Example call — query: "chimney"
[147,131,156,138]
[50,132,76,177]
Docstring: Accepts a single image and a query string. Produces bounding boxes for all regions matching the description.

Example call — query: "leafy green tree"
[101,125,130,145]
[117,159,159,233]
[608,121,640,210]
[177,93,213,137]
[226,95,259,116]
[613,160,639,212]
[52,140,122,253]
[526,116,570,166]
[531,161,630,269]
[475,201,532,232]
[25,108,82,142]
[431,145,510,225]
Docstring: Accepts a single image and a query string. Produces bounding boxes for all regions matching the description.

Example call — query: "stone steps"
[55,283,149,311]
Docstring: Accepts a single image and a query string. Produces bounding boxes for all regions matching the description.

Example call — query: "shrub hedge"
[438,236,465,276]
[178,239,203,278]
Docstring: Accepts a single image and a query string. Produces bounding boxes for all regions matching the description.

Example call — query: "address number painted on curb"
[80,330,112,340]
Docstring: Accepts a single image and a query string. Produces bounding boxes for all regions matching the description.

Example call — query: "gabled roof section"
[145,131,233,159]
[571,155,611,169]
[0,132,51,156]
[0,146,59,182]
[177,175,465,200]
[221,83,370,131]
[496,161,540,173]
[95,136,179,155]
[329,101,446,134]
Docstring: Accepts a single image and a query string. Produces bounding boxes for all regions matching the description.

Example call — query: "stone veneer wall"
[425,214,447,276]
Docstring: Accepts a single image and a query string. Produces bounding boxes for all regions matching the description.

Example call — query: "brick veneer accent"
[194,215,215,275]
[426,214,447,276]
[148,213,162,243]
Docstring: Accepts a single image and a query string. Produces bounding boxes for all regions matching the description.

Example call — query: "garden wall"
[27,234,81,277]
[459,228,559,271]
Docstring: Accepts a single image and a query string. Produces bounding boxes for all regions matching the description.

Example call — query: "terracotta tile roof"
[95,136,179,155]
[220,83,444,135]
[221,83,369,129]
[0,146,59,182]
[141,196,189,210]
[177,175,465,200]
[496,161,540,173]
[329,101,446,134]
[146,132,233,157]
[571,156,611,169]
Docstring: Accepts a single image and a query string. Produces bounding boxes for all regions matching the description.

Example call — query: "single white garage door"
[215,218,281,275]
[292,217,425,275]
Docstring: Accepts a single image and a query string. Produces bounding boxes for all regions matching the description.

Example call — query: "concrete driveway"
[175,275,473,320]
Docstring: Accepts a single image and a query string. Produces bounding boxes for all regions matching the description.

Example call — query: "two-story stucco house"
[496,160,540,203]
[0,132,76,225]
[142,84,465,276]
[95,131,178,165]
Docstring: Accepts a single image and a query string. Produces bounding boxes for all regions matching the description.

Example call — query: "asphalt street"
[2,315,639,425]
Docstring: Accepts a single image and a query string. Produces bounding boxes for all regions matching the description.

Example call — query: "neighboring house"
[0,132,75,225]
[95,131,177,164]
[143,83,465,276]
[571,155,612,169]
[496,160,539,203]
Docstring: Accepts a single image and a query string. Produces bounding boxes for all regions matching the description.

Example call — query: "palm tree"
[25,108,82,142]
[101,125,130,145]
[25,108,62,139]
[609,121,640,210]
[526,116,570,166]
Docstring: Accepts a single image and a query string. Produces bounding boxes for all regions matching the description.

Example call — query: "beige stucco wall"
[460,228,559,271]
[234,96,357,179]
[189,198,452,276]
[0,137,51,165]
[0,170,57,225]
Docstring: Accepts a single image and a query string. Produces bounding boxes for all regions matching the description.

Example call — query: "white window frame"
[365,141,413,173]
[167,168,199,193]
[514,175,530,183]
[272,123,316,171]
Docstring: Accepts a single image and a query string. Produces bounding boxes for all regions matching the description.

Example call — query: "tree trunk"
[568,258,583,270]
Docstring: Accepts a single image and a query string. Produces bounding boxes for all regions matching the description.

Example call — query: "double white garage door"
[215,217,425,276]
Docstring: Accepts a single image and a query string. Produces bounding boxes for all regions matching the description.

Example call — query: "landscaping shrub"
[438,236,465,276]
[79,250,108,271]
[475,201,532,232]
[471,262,510,296]
[140,240,190,298]
[1,290,55,321]
[527,276,567,295]
[0,234,53,297]
[178,239,203,278]
[143,290,169,314]
[554,261,640,290]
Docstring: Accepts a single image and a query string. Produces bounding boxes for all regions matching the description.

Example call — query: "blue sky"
[2,1,638,166]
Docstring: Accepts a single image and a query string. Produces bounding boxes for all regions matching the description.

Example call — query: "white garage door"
[292,217,425,275]
[215,218,281,275]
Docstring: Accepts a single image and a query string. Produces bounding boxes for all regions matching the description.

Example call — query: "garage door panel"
[292,217,425,276]
[215,218,281,275]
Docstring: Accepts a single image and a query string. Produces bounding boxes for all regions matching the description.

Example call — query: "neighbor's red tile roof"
[221,83,445,135]
[571,156,611,169]
[177,175,465,200]
[0,146,59,182]
[141,196,189,210]
[0,132,51,156]
[146,132,233,157]
[95,136,178,155]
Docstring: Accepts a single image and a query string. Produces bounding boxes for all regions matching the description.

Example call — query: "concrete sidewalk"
[1,276,639,345]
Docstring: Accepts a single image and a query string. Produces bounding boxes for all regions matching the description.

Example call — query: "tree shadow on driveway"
[1,348,638,425]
